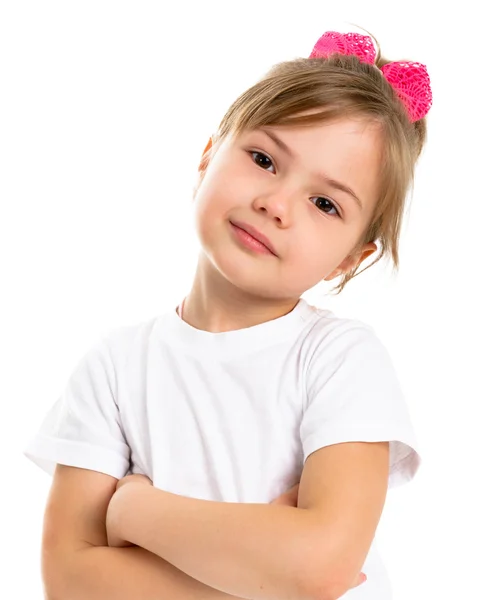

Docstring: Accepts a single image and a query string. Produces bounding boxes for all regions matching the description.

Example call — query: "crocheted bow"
[309,31,432,122]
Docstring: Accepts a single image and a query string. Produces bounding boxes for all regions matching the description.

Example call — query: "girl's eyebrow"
[257,127,364,212]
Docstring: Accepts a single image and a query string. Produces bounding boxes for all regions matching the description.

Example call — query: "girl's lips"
[229,220,277,256]
[230,222,276,256]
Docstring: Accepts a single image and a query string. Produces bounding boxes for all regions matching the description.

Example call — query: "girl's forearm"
[114,485,315,600]
[54,543,247,600]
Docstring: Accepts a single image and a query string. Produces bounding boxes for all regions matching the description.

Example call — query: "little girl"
[24,31,432,600]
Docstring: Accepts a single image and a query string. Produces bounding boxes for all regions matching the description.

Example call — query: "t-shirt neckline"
[159,296,313,356]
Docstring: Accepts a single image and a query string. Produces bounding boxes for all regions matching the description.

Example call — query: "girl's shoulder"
[301,300,380,349]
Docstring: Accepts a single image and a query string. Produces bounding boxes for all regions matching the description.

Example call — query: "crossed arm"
[106,441,390,600]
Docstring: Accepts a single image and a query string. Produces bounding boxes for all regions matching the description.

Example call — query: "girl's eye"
[312,197,341,217]
[249,151,342,218]
[250,150,275,172]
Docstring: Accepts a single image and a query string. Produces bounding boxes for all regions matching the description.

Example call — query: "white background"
[1,1,478,598]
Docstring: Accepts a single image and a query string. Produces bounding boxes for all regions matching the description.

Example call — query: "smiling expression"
[192,115,382,300]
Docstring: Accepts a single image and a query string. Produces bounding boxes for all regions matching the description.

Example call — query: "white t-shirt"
[24,296,421,599]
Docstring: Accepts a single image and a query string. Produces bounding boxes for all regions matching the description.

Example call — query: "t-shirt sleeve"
[300,323,421,489]
[23,336,131,479]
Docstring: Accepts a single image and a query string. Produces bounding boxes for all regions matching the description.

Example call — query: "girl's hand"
[270,482,299,507]
[270,483,367,590]
[106,473,153,548]
[115,473,153,493]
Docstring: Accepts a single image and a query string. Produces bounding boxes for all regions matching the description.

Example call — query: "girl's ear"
[197,137,214,172]
[193,137,215,200]
[324,243,377,281]
[202,137,213,155]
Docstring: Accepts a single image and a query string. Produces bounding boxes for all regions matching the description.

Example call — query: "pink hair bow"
[309,31,432,122]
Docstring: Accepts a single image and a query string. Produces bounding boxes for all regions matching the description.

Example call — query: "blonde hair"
[205,37,428,294]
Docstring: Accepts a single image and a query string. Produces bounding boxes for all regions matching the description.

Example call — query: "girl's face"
[192,115,382,300]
